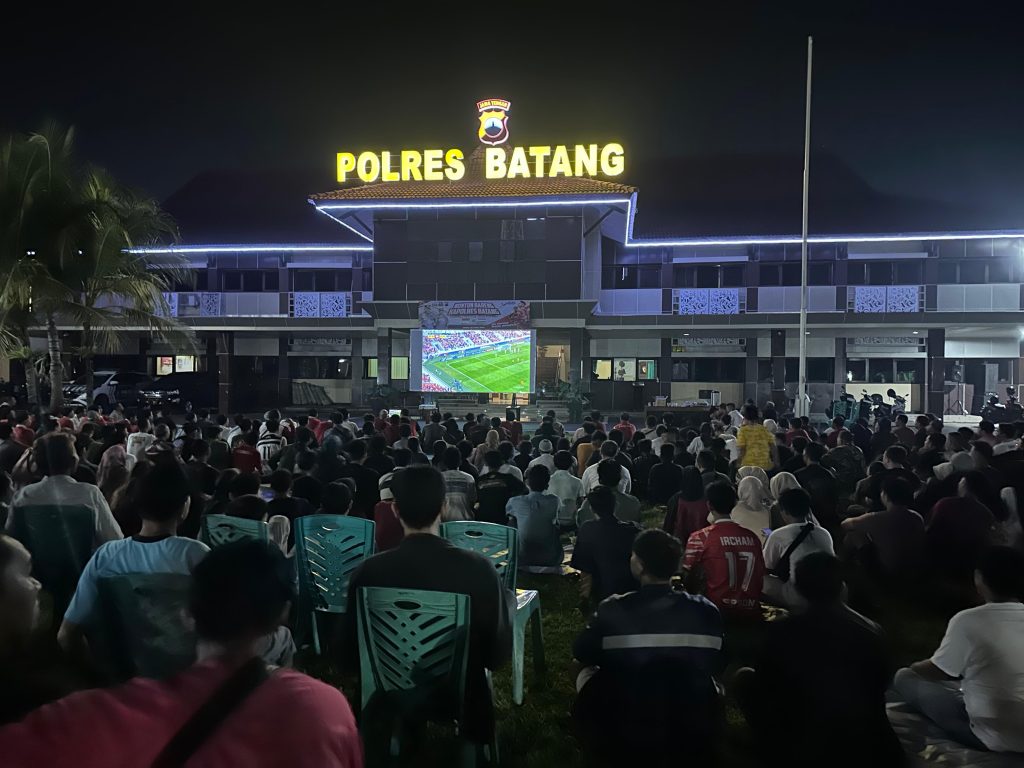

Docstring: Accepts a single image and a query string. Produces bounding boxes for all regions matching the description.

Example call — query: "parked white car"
[63,370,151,409]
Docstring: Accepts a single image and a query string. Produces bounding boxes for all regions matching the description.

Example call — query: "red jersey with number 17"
[683,519,765,616]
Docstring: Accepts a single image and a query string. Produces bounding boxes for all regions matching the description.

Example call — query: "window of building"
[592,359,613,380]
[895,359,925,383]
[807,358,834,383]
[693,358,717,380]
[154,355,198,376]
[894,261,922,284]
[364,359,378,379]
[612,358,637,381]
[637,359,658,380]
[846,358,867,382]
[637,266,661,288]
[671,360,692,381]
[156,356,174,376]
[808,263,832,285]
[696,266,718,288]
[721,266,745,287]
[937,261,959,283]
[867,358,893,383]
[289,357,353,379]
[758,359,774,382]
[781,263,802,286]
[391,357,409,380]
[988,260,1012,283]
[868,261,893,286]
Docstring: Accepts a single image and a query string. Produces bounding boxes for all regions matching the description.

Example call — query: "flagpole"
[797,36,813,418]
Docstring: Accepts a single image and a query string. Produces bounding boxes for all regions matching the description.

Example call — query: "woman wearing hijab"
[95,424,128,489]
[663,466,710,544]
[736,465,771,496]
[471,429,501,472]
[769,471,803,530]
[732,476,770,544]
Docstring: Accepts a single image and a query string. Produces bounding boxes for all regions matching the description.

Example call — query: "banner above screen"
[335,98,625,183]
[418,300,529,329]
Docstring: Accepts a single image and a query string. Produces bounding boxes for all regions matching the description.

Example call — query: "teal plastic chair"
[293,515,375,654]
[8,504,94,623]
[356,587,495,766]
[440,521,546,706]
[94,573,196,681]
[201,514,269,547]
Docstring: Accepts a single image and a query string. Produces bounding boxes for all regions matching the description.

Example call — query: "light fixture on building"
[912,331,919,335]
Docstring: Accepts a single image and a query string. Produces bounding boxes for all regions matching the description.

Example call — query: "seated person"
[682,482,765,621]
[894,546,1024,753]
[926,471,999,581]
[546,450,583,531]
[345,465,513,747]
[475,450,525,525]
[506,465,562,568]
[734,552,903,767]
[761,488,834,610]
[336,440,381,519]
[573,529,723,767]
[57,462,209,657]
[440,446,476,521]
[577,460,642,525]
[291,450,323,510]
[647,444,683,504]
[0,541,362,767]
[580,441,631,495]
[318,481,354,517]
[842,477,925,578]
[663,466,710,545]
[571,486,642,605]
[267,470,314,547]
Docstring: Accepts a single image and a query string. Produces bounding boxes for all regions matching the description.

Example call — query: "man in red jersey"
[682,481,765,618]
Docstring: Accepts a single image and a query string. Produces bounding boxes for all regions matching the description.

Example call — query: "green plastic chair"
[201,514,269,548]
[94,573,196,681]
[8,504,94,623]
[440,521,546,706]
[294,515,375,654]
[356,587,495,766]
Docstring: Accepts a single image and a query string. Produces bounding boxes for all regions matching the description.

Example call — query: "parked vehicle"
[828,389,858,422]
[138,372,217,411]
[980,387,1023,423]
[63,370,151,409]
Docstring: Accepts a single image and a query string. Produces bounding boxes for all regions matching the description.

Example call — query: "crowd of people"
[0,397,1021,766]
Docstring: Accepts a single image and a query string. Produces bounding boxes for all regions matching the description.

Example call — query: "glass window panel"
[637,359,657,380]
[867,358,893,383]
[807,358,833,383]
[895,359,925,383]
[868,262,892,285]
[174,356,195,373]
[390,357,409,380]
[694,358,716,380]
[637,265,661,288]
[721,266,744,287]
[613,359,637,382]
[696,266,718,288]
[988,260,1011,283]
[364,359,378,378]
[894,261,922,284]
[592,359,613,380]
[781,264,802,286]
[758,265,779,286]
[222,271,242,291]
[808,263,831,285]
[846,358,867,382]
[156,357,174,376]
[720,358,744,381]
[846,262,867,285]
[671,360,692,381]
[937,262,958,283]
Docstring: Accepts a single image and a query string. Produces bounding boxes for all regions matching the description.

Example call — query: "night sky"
[4,6,1023,225]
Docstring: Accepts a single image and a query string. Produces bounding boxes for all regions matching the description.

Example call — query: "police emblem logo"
[476,98,511,145]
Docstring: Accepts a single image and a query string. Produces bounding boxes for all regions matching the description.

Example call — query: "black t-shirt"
[336,463,381,518]
[475,471,525,524]
[363,454,395,478]
[267,496,314,547]
[570,517,642,602]
[291,474,324,510]
[647,461,683,504]
[184,461,219,497]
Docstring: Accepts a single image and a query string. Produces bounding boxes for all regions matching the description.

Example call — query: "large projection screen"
[411,329,535,394]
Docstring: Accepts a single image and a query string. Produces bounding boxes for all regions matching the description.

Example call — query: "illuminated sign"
[477,98,510,145]
[335,99,624,183]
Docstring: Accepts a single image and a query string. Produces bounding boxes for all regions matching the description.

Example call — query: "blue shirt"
[506,491,562,567]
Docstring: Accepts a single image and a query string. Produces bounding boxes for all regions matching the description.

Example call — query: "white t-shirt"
[527,453,555,473]
[9,475,122,548]
[64,535,210,625]
[545,469,583,527]
[931,602,1024,752]
[686,436,706,456]
[993,440,1021,456]
[761,522,834,608]
[497,463,524,482]
[579,462,632,496]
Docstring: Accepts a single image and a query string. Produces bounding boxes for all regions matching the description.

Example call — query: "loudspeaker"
[952,364,963,383]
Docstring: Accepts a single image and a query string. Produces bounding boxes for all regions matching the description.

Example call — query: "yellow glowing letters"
[336,143,624,183]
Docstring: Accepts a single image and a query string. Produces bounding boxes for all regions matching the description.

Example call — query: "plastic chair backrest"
[356,587,471,716]
[9,505,94,609]
[294,515,375,614]
[95,573,196,681]
[201,514,269,548]
[440,520,518,591]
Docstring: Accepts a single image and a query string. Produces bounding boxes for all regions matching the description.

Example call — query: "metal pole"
[797,36,813,418]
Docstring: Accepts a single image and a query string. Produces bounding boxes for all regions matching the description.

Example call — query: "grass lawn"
[297,504,959,766]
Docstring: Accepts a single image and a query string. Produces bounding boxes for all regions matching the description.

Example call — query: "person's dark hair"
[457,440,473,459]
[345,440,366,462]
[977,419,994,435]
[229,471,261,498]
[659,443,675,462]
[398,423,412,440]
[646,415,657,427]
[498,441,515,461]
[242,432,258,448]
[368,435,387,455]
[633,529,682,580]
[599,440,618,459]
[292,426,312,446]
[837,429,853,445]
[896,413,909,426]
[972,440,994,460]
[269,469,292,494]
[443,446,462,471]
[484,449,504,471]
[778,487,812,520]
[883,445,908,466]
[226,494,267,521]
[136,461,191,522]
[39,432,77,476]
[976,546,1024,601]
[189,541,294,644]
[216,414,228,427]
[696,449,715,470]
[794,551,844,603]
[296,450,317,473]
[212,468,239,501]
[705,482,737,516]
[587,485,617,519]
[680,466,704,502]
[881,477,915,507]
[791,436,808,453]
[527,464,550,492]
[320,480,354,515]
[582,422,596,436]
[596,459,621,488]
[393,465,446,529]
[517,440,532,456]
[608,429,624,446]
[554,450,573,471]
[804,442,826,463]
[927,432,947,450]
[591,431,607,445]
[867,460,885,477]
[407,436,420,453]
[743,404,759,422]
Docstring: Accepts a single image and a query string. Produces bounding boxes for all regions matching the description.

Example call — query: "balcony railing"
[847,285,923,313]
[671,288,747,315]
[160,292,351,318]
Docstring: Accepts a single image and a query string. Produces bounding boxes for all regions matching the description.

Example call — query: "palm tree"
[0,123,191,410]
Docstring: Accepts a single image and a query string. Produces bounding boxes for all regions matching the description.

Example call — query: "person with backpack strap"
[762,488,835,610]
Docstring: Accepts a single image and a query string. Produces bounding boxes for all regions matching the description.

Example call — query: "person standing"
[736,405,776,472]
